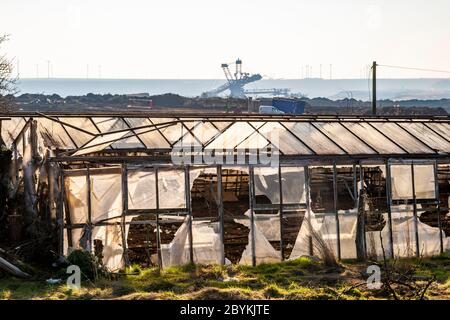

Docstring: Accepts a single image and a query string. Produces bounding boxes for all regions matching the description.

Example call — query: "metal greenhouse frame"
[1,112,449,270]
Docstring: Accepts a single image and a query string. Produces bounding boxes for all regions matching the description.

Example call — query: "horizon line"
[17,77,450,81]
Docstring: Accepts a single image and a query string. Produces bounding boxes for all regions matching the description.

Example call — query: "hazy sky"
[1,0,450,79]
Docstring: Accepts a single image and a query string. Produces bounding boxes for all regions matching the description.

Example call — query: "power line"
[378,64,450,74]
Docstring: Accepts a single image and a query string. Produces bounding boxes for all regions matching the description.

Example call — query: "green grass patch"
[1,254,449,300]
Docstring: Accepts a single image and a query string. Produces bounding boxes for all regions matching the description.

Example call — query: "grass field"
[0,254,449,300]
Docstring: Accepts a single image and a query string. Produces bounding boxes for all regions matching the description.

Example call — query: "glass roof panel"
[314,122,376,154]
[59,117,97,147]
[36,118,75,149]
[206,122,257,150]
[373,122,434,154]
[258,122,313,155]
[92,117,142,148]
[426,123,450,142]
[342,122,405,154]
[282,122,344,154]
[190,121,220,144]
[210,121,232,131]
[133,127,171,148]
[236,131,269,149]
[124,118,170,148]
[73,131,132,156]
[59,117,98,134]
[398,122,450,152]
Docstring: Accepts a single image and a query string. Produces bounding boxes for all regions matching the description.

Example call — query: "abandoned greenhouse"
[1,113,450,271]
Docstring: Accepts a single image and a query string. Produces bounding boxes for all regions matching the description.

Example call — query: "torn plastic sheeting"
[64,171,128,271]
[254,167,306,204]
[239,223,281,265]
[65,164,285,270]
[161,219,223,268]
[290,209,358,260]
[72,130,132,156]
[92,218,125,272]
[254,214,281,241]
[1,117,28,148]
[366,208,445,258]
[236,210,281,265]
[63,227,83,256]
[36,118,75,150]
[64,175,88,224]
[191,222,222,265]
[161,218,189,268]
[23,140,38,219]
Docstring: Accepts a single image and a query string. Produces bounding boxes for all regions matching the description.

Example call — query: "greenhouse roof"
[2,113,450,163]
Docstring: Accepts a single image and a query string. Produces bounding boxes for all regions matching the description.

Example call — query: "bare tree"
[0,35,17,112]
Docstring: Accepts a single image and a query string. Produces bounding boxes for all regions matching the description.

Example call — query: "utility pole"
[372,61,377,115]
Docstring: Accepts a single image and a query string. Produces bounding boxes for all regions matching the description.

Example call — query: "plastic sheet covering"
[158,169,186,209]
[150,118,184,144]
[92,218,125,271]
[251,167,306,243]
[161,219,189,267]
[72,130,132,156]
[36,118,75,149]
[254,214,280,241]
[90,170,125,271]
[128,168,191,209]
[366,206,445,258]
[64,175,88,224]
[239,222,281,265]
[65,171,126,270]
[1,117,27,147]
[127,170,156,209]
[391,164,435,199]
[90,173,122,223]
[161,219,223,267]
[92,117,142,149]
[253,167,306,204]
[236,210,281,265]
[63,228,83,255]
[290,210,358,260]
[59,117,97,147]
[125,118,171,148]
[191,222,222,265]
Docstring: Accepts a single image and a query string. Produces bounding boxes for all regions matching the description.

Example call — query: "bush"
[67,250,98,280]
